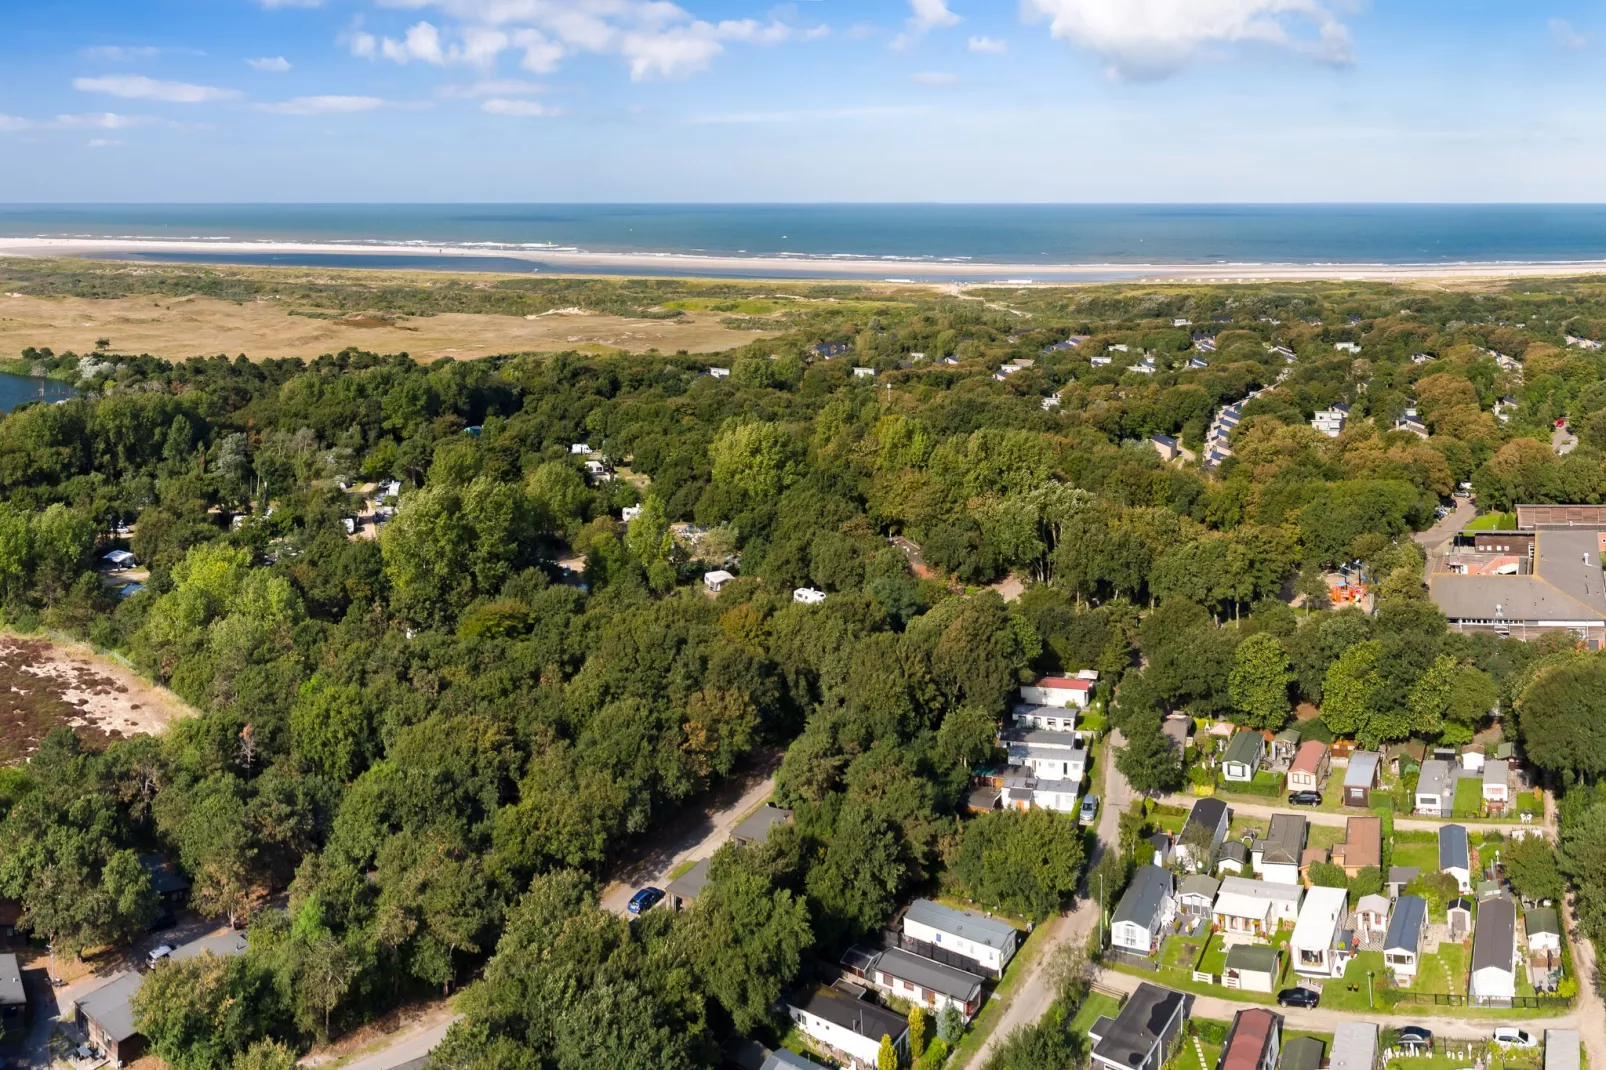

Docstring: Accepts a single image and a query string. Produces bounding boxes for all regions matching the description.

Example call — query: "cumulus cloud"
[73,75,240,103]
[1023,0,1353,80]
[357,1,814,80]
[967,35,1007,54]
[892,0,960,48]
[247,56,293,71]
[256,95,389,115]
[481,98,560,116]
[1550,19,1592,51]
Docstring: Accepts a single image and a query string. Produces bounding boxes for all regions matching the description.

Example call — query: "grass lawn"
[1068,993,1121,1039]
[1392,842,1439,872]
[1466,512,1518,531]
[1180,1037,1222,1070]
[1229,817,1268,841]
[1198,934,1230,976]
[1455,778,1486,816]
[1162,934,1206,971]
[1307,825,1345,852]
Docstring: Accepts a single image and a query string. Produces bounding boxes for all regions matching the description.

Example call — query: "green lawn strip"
[946,916,1057,1068]
[1391,842,1440,872]
[1067,992,1122,1038]
[1107,960,1280,1007]
[1455,778,1486,815]
[1307,825,1345,852]
[1466,512,1518,531]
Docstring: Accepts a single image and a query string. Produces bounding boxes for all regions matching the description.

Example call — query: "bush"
[915,1037,950,1070]
[1192,1019,1228,1045]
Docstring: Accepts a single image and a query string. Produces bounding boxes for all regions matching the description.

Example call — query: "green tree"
[1321,640,1383,742]
[1516,656,1606,776]
[1308,862,1348,888]
[878,1034,899,1070]
[1504,833,1565,902]
[232,1041,299,1070]
[1228,632,1294,730]
[710,421,800,500]
[290,677,373,783]
[909,1006,928,1060]
[1116,712,1183,796]
[950,808,1085,919]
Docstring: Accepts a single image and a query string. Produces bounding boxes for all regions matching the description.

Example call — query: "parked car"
[1396,1027,1433,1051]
[1079,795,1100,824]
[1493,1029,1537,1050]
[627,887,664,916]
[1276,988,1320,1009]
[147,944,175,969]
[147,912,177,933]
[1287,791,1323,807]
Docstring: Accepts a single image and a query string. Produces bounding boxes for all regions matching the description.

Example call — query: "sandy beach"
[3,236,1606,285]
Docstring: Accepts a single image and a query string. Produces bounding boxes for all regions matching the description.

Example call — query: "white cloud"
[1550,19,1592,51]
[79,45,162,61]
[1024,0,1353,79]
[257,95,389,115]
[73,75,240,103]
[0,112,162,132]
[86,139,125,148]
[968,35,1007,54]
[911,71,959,85]
[439,78,546,97]
[481,98,560,116]
[892,0,960,48]
[357,20,512,66]
[247,56,293,72]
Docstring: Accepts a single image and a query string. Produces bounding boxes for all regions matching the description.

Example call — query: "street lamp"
[1367,970,1374,1010]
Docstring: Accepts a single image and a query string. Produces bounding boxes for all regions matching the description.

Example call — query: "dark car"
[1287,791,1323,807]
[1396,1027,1433,1051]
[147,911,178,933]
[627,887,664,916]
[1276,987,1320,1009]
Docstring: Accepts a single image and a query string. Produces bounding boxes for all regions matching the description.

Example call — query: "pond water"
[0,371,75,412]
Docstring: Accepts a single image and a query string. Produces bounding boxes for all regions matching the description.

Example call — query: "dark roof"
[1439,825,1470,871]
[1282,1037,1325,1070]
[1092,983,1190,1070]
[667,857,712,903]
[1223,945,1281,974]
[1383,896,1427,955]
[872,948,985,1002]
[1388,866,1420,887]
[76,970,142,1043]
[1223,731,1264,768]
[1220,842,1250,866]
[139,854,189,896]
[840,944,880,975]
[1180,875,1221,900]
[170,931,249,962]
[1448,897,1474,915]
[0,953,23,1008]
[1113,866,1174,930]
[1260,815,1306,866]
[761,1052,819,1070]
[1221,1009,1283,1070]
[731,805,792,845]
[1528,906,1561,937]
[1186,798,1229,835]
[788,986,908,1045]
[1472,896,1517,974]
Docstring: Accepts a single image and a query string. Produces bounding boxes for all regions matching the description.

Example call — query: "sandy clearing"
[0,633,196,760]
[0,292,773,361]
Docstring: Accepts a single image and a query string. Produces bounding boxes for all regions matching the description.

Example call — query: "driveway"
[1414,496,1474,560]
[960,730,1134,1069]
[598,750,783,916]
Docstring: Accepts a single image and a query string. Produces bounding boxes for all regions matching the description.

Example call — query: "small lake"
[0,371,75,413]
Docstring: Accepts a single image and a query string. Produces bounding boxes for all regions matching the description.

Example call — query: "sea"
[4,204,1606,281]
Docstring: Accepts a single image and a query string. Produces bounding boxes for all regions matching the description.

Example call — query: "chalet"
[1287,742,1329,793]
[1335,342,1362,354]
[731,805,793,847]
[666,858,711,911]
[1312,405,1350,437]
[1091,355,1113,367]
[1030,777,1080,814]
[1331,817,1381,879]
[1354,894,1390,936]
[1471,897,1519,1006]
[140,855,190,909]
[855,947,986,1020]
[1383,895,1429,982]
[1177,875,1220,918]
[1111,866,1175,956]
[1151,434,1181,462]
[1342,752,1380,807]
[1188,357,1210,369]
[1176,799,1231,872]
[102,549,136,571]
[0,953,24,1023]
[1149,833,1174,869]
[1447,897,1474,941]
[1252,815,1307,886]
[761,1051,819,1070]
[75,971,145,1067]
[1218,842,1251,875]
[569,443,592,455]
[793,588,826,605]
[1415,760,1456,817]
[1221,731,1265,783]
[785,985,909,1070]
[852,367,876,379]
[1387,867,1420,899]
[169,931,250,963]
[1193,335,1218,354]
[1329,1023,1379,1070]
[1213,877,1304,935]
[1484,760,1511,814]
[1128,357,1158,375]
[1527,907,1562,954]
[1393,409,1429,438]
[1000,728,1087,783]
[1283,1038,1325,1070]
[1439,825,1472,892]
[1012,704,1080,734]
[703,570,735,593]
[902,900,1019,977]
[1290,886,1354,978]
[1020,674,1095,710]
[1216,1009,1282,1070]
[1088,984,1191,1070]
[709,367,732,379]
[1222,945,1281,994]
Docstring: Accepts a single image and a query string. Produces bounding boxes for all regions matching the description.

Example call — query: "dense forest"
[2,264,1606,1070]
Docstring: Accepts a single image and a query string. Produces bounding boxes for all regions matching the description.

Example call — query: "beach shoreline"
[4,237,1606,285]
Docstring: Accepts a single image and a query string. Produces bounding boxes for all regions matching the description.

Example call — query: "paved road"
[1560,894,1606,1067]
[1554,425,1579,456]
[961,731,1134,1070]
[1155,794,1546,836]
[598,751,783,916]
[327,1014,460,1070]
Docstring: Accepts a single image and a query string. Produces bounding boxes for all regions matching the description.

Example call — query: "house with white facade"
[1527,907,1562,954]
[1000,727,1087,784]
[903,900,1020,978]
[847,947,987,1020]
[1111,866,1176,956]
[1383,895,1429,982]
[1484,759,1511,814]
[1176,799,1231,872]
[1221,731,1265,783]
[1020,674,1096,709]
[1088,984,1191,1070]
[1213,877,1305,935]
[1252,815,1307,886]
[1012,704,1080,735]
[1470,897,1519,1006]
[1290,886,1354,978]
[785,985,909,1070]
[1439,825,1472,892]
[1312,405,1351,437]
[1415,760,1456,817]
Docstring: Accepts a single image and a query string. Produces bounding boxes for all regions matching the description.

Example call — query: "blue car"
[627,887,665,915]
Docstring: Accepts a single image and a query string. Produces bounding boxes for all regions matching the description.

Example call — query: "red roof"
[1221,1010,1280,1070]
[1290,740,1327,774]
[1031,676,1093,691]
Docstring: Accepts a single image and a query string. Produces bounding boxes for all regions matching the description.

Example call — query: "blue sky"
[1,0,1603,202]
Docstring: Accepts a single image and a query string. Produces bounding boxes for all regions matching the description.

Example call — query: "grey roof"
[76,970,143,1043]
[872,948,986,1003]
[1223,944,1281,974]
[1344,752,1380,789]
[1092,983,1189,1070]
[1220,842,1250,866]
[1417,759,1455,799]
[1179,875,1221,900]
[1439,825,1470,871]
[0,953,22,1008]
[1528,906,1561,937]
[840,944,880,975]
[667,857,711,903]
[1431,529,1606,623]
[1329,1022,1378,1070]
[139,854,189,896]
[1484,759,1510,789]
[762,1052,819,1070]
[789,986,908,1045]
[905,900,1020,953]
[1260,815,1307,866]
[1186,798,1230,835]
[1282,1036,1325,1070]
[1473,896,1517,974]
[731,805,792,845]
[1113,866,1174,930]
[1223,731,1264,768]
[1383,896,1427,955]
[170,931,249,962]
[1545,1031,1581,1070]
[1000,726,1083,748]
